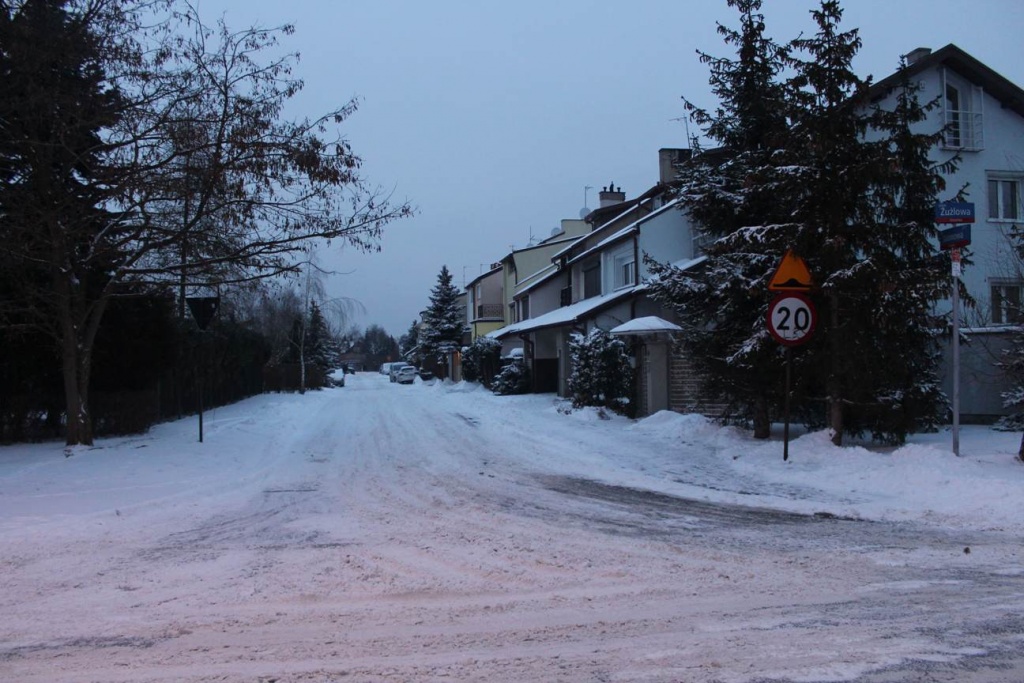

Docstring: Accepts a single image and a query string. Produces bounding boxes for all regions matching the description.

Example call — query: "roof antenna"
[580,185,594,218]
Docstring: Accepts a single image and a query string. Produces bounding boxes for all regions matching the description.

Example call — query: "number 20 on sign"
[767,293,817,346]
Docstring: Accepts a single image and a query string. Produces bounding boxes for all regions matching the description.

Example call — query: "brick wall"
[668,344,728,417]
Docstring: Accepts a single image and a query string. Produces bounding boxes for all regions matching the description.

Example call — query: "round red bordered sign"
[767,293,817,346]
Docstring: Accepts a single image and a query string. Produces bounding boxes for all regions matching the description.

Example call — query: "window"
[991,282,1024,325]
[988,175,1021,221]
[941,73,984,150]
[613,251,635,289]
[693,230,711,257]
[945,83,962,148]
[582,259,601,299]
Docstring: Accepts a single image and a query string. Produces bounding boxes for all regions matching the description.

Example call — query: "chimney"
[906,47,931,65]
[659,148,692,184]
[598,182,625,207]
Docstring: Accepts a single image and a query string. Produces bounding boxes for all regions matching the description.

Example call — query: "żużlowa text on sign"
[934,201,975,224]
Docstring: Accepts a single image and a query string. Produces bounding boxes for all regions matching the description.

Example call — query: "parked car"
[388,362,411,383]
[395,366,418,384]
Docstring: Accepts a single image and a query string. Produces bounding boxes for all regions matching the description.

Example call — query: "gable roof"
[870,44,1024,119]
[465,264,502,289]
[565,198,681,268]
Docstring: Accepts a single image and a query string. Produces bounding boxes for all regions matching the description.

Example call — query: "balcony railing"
[943,109,984,151]
[475,303,504,320]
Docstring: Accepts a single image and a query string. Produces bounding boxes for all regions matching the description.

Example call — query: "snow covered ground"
[1,372,1022,682]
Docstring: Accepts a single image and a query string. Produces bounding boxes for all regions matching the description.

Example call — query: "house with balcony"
[466,264,504,342]
[869,44,1024,420]
[492,218,592,349]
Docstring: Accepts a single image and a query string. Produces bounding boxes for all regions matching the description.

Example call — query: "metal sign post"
[767,251,816,461]
[186,293,220,443]
[936,202,973,457]
[767,290,817,461]
[951,247,961,457]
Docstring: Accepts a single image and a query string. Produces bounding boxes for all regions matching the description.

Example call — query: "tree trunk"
[1018,432,1024,463]
[58,282,109,446]
[60,315,95,446]
[828,293,844,446]
[753,394,771,439]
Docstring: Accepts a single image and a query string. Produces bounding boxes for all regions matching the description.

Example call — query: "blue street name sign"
[935,201,975,224]
[939,225,972,250]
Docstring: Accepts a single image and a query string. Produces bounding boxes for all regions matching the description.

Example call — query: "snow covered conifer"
[777,1,952,444]
[491,359,530,395]
[420,265,465,372]
[399,319,420,363]
[650,0,953,445]
[567,329,634,416]
[306,301,339,375]
[462,337,502,385]
[646,0,792,437]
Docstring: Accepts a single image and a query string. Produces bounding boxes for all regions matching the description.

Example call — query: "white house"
[871,45,1024,420]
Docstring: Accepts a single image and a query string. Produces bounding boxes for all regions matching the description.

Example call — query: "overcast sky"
[197,0,1024,339]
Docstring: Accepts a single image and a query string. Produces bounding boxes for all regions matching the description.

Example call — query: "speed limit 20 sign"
[767,293,817,346]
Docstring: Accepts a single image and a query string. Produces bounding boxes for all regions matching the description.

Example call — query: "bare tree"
[0,0,413,445]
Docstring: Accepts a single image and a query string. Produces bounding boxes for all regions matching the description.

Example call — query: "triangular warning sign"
[768,250,813,292]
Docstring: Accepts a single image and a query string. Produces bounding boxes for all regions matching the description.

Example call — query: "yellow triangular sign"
[768,249,813,291]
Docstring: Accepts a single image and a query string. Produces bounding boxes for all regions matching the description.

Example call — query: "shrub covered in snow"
[491,359,530,395]
[462,337,502,385]
[567,329,634,416]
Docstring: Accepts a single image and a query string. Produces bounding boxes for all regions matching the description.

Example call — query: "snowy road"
[2,373,1023,682]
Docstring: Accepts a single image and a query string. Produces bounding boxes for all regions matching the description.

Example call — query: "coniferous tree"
[996,225,1024,463]
[420,266,464,371]
[0,0,127,445]
[567,329,634,415]
[0,1,412,444]
[305,301,338,375]
[399,320,420,363]
[462,337,502,385]
[649,0,954,445]
[491,359,530,395]
[779,1,952,444]
[646,0,791,438]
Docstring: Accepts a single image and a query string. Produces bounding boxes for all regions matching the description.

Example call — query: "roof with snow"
[610,316,682,336]
[515,264,559,298]
[491,286,641,339]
